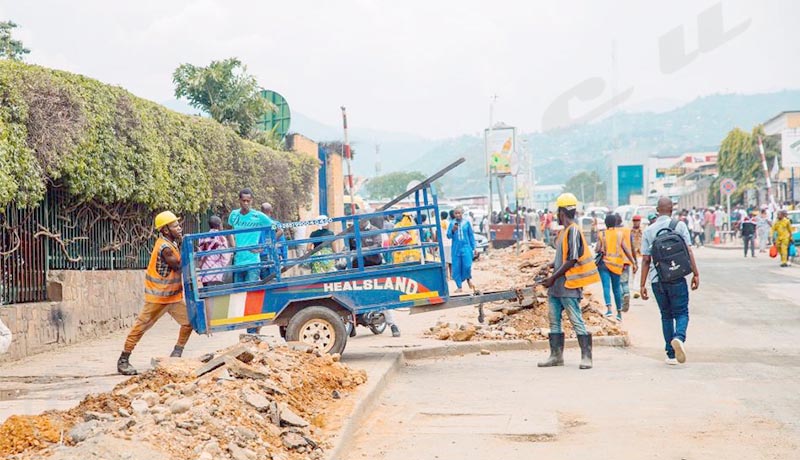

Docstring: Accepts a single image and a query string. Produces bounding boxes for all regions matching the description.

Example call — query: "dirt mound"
[1,338,367,460]
[431,241,626,342]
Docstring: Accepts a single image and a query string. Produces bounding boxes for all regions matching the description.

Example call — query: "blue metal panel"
[181,192,449,335]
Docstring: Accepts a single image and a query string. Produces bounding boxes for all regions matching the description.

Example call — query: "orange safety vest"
[601,228,626,275]
[144,237,183,304]
[618,227,635,263]
[561,223,601,289]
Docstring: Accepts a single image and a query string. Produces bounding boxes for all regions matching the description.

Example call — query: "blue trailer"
[180,159,537,354]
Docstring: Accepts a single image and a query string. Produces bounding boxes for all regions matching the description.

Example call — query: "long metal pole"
[758,136,775,208]
[341,106,356,216]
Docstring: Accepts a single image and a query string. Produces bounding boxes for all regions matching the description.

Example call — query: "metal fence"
[1,189,209,305]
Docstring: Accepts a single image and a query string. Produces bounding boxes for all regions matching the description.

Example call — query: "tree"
[711,125,779,205]
[0,21,30,60]
[563,170,606,204]
[364,171,426,200]
[173,58,273,138]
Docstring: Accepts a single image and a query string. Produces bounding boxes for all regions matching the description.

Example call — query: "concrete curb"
[325,351,404,460]
[325,334,629,459]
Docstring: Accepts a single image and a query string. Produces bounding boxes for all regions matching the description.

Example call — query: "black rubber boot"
[117,351,137,375]
[170,345,184,358]
[578,334,593,369]
[391,324,401,337]
[537,333,564,367]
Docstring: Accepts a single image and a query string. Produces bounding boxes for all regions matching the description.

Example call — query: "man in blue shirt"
[228,188,273,284]
[640,197,700,366]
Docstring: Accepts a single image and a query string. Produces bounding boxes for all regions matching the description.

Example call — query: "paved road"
[344,248,800,460]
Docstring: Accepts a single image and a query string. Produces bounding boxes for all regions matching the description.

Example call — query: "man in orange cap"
[117,211,193,375]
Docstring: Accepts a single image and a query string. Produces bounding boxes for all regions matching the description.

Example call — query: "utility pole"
[341,106,355,216]
[486,94,498,223]
[375,144,381,177]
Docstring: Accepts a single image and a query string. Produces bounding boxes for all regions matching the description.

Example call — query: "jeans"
[743,234,755,257]
[598,265,623,312]
[620,265,630,298]
[651,278,690,359]
[548,295,587,335]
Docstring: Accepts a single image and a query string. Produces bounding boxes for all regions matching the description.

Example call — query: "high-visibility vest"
[144,237,183,304]
[619,227,635,263]
[601,228,626,275]
[561,223,601,289]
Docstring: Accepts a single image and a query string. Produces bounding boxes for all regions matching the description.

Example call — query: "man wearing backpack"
[640,197,700,366]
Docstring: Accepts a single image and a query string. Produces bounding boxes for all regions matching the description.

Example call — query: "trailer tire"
[285,306,348,355]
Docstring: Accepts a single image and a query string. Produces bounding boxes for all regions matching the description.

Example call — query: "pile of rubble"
[0,337,367,460]
[430,240,625,342]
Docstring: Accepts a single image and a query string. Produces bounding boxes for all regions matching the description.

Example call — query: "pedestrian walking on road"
[447,206,477,293]
[640,197,700,366]
[539,193,600,370]
[118,211,193,375]
[756,209,771,253]
[771,210,793,267]
[740,213,757,257]
[596,214,637,321]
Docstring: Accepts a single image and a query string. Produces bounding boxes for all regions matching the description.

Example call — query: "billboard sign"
[485,126,515,175]
[782,128,800,168]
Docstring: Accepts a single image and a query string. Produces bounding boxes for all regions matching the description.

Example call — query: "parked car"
[473,233,489,260]
[614,205,656,228]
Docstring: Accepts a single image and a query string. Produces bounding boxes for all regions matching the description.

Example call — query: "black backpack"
[651,219,692,283]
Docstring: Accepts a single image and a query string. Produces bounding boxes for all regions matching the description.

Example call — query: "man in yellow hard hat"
[117,211,193,375]
[539,193,600,370]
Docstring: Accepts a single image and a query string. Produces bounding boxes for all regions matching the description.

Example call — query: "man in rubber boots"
[539,193,601,370]
[117,211,193,375]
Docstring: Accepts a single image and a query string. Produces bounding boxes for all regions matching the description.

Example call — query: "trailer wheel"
[285,306,347,355]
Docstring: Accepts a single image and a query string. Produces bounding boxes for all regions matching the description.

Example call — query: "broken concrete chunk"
[170,398,193,414]
[225,357,270,380]
[281,431,308,449]
[140,391,160,407]
[278,403,309,427]
[242,389,272,412]
[130,399,149,416]
[68,420,98,443]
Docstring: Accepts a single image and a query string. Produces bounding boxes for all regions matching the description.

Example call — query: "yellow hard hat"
[154,211,178,230]
[555,193,578,209]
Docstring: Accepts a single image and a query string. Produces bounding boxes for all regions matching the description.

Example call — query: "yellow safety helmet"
[154,211,179,230]
[555,193,578,209]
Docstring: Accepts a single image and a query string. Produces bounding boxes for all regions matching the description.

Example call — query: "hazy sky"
[3,0,798,138]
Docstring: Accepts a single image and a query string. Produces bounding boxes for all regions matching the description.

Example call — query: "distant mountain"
[388,89,800,197]
[166,90,800,198]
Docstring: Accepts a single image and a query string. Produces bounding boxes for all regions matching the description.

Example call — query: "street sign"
[720,178,737,196]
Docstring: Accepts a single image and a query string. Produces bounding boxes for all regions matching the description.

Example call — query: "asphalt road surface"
[344,247,800,460]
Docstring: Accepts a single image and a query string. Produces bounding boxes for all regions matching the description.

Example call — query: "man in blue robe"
[447,207,477,293]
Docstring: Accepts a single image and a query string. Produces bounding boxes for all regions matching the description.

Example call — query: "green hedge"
[0,60,317,215]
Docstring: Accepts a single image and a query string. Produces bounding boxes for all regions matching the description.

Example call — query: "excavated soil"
[0,338,366,460]
[430,241,626,342]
